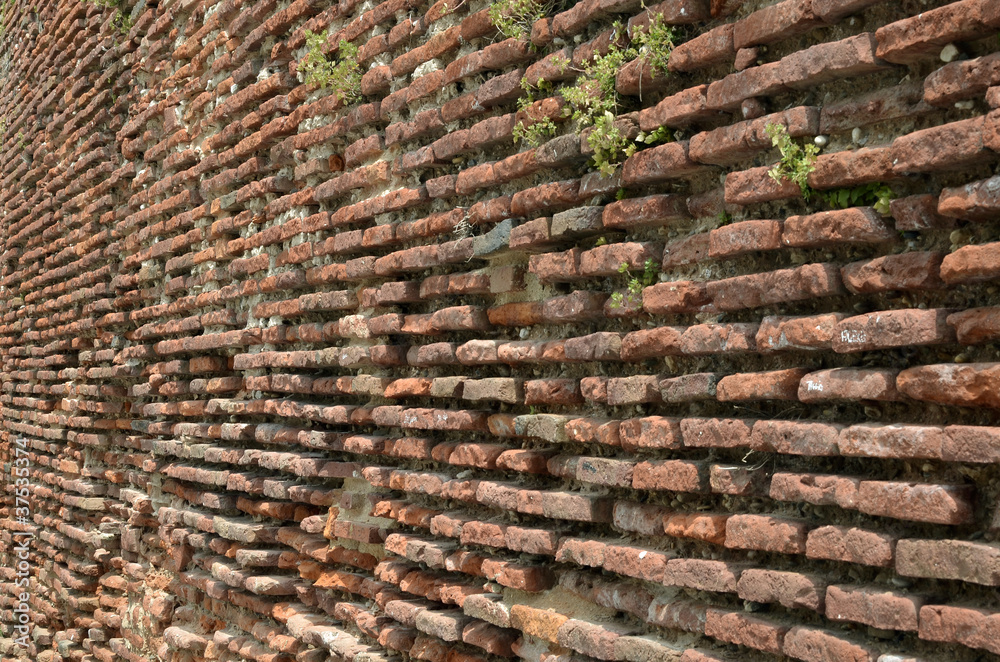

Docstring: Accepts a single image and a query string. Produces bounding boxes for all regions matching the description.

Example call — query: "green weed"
[765,123,819,198]
[822,182,893,215]
[512,77,558,147]
[609,259,658,309]
[488,0,549,42]
[631,9,675,77]
[300,30,362,103]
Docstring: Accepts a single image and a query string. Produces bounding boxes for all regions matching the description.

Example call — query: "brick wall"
[2,0,1000,660]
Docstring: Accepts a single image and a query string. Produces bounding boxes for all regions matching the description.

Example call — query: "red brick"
[733,0,820,49]
[925,53,1000,107]
[709,220,782,258]
[728,163,798,208]
[663,513,729,545]
[725,514,809,554]
[896,539,1000,586]
[638,84,719,131]
[707,62,786,112]
[782,627,875,662]
[738,570,825,612]
[642,281,711,314]
[841,252,945,294]
[691,107,819,166]
[662,374,722,403]
[769,472,860,509]
[681,417,753,448]
[620,326,684,360]
[808,146,895,189]
[487,302,543,327]
[481,559,553,592]
[668,25,734,73]
[496,449,552,475]
[603,194,690,229]
[896,363,1000,409]
[565,417,621,446]
[705,610,787,654]
[618,416,682,451]
[825,585,922,631]
[941,241,1000,284]
[579,242,662,277]
[891,116,993,174]
[756,313,846,352]
[581,376,610,403]
[806,526,896,567]
[612,500,671,536]
[941,425,1000,463]
[948,307,1000,345]
[857,481,975,525]
[621,141,706,185]
[680,323,757,355]
[525,379,583,405]
[665,559,742,593]
[890,193,956,230]
[602,544,670,582]
[528,249,581,283]
[717,368,809,401]
[781,33,890,91]
[939,173,1000,221]
[555,538,607,567]
[839,423,943,460]
[710,463,767,496]
[833,308,955,353]
[633,460,706,493]
[799,367,901,403]
[875,0,1000,64]
[782,208,894,248]
[918,605,1000,655]
[707,263,844,311]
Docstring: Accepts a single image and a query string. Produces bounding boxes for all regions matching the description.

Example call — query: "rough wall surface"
[3,0,1000,660]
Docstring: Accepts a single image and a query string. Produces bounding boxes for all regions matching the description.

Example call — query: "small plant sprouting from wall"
[559,40,632,177]
[631,10,675,77]
[765,123,820,198]
[112,9,133,35]
[823,182,893,215]
[626,125,671,156]
[488,0,550,42]
[512,78,559,147]
[609,259,658,309]
[299,30,362,104]
[83,0,133,36]
[511,17,676,177]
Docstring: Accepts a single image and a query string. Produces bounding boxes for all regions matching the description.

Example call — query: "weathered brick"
[806,526,896,567]
[896,539,1000,586]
